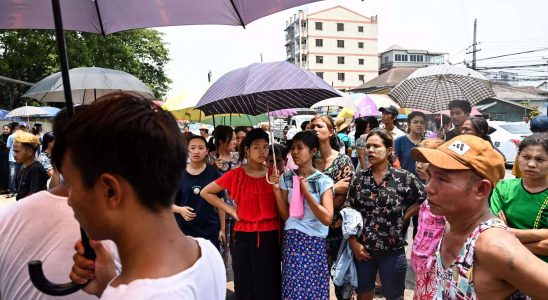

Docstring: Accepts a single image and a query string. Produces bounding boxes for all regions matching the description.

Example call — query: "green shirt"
[490,178,548,262]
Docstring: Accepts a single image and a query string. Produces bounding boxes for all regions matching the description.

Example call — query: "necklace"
[533,195,547,229]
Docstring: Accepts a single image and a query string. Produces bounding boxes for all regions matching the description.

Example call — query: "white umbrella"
[5,106,49,118]
[311,96,357,110]
[22,67,155,105]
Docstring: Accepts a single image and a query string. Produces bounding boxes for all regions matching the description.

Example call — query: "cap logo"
[448,140,470,156]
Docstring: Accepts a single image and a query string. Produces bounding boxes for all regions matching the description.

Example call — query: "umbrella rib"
[229,0,246,28]
[93,0,106,35]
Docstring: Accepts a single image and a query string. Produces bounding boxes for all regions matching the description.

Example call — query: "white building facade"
[379,45,447,74]
[285,6,379,90]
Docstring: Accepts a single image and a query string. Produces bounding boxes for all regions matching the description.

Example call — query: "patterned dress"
[435,218,530,300]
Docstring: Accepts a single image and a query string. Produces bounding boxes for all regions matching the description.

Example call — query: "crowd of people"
[0,94,546,300]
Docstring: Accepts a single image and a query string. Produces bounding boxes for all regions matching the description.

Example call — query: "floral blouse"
[317,153,354,237]
[344,166,426,251]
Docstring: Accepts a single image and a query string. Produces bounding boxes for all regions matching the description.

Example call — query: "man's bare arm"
[475,228,548,299]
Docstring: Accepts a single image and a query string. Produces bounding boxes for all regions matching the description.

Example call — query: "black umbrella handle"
[28,228,96,296]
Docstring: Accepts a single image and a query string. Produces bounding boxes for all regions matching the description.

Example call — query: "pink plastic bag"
[289,176,304,219]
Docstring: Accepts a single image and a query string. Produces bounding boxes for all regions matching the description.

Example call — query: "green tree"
[0,29,171,109]
[520,100,542,119]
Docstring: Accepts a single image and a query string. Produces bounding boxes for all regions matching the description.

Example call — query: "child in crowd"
[273,130,334,299]
[173,135,225,250]
[201,129,281,300]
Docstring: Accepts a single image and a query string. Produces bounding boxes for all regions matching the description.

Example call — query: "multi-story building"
[285,6,379,90]
[379,45,447,74]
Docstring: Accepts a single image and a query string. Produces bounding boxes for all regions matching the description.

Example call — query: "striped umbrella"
[388,64,495,113]
[195,61,341,115]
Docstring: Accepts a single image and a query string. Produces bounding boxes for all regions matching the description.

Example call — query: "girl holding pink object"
[273,130,334,299]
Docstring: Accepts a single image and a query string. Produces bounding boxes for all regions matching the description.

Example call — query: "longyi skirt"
[281,229,329,300]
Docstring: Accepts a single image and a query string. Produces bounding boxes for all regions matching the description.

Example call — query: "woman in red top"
[201,128,280,300]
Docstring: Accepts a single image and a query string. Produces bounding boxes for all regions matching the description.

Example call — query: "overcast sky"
[158,0,548,99]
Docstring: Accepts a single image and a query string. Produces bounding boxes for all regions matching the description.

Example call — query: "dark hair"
[234,126,247,135]
[448,100,472,114]
[187,135,208,148]
[52,92,187,212]
[310,114,341,151]
[408,111,426,122]
[518,133,548,153]
[466,117,490,140]
[292,130,320,151]
[10,122,19,132]
[366,128,395,165]
[435,114,451,128]
[41,131,55,152]
[269,143,287,159]
[300,120,310,131]
[238,128,269,161]
[214,125,234,150]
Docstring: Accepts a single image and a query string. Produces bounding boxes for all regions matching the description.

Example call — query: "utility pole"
[466,19,481,70]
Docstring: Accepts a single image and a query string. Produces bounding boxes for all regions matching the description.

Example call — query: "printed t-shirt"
[490,178,548,262]
[100,238,226,300]
[174,164,223,242]
[280,170,334,238]
[215,167,279,232]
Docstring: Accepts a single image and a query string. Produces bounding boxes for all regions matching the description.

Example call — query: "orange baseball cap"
[411,135,505,186]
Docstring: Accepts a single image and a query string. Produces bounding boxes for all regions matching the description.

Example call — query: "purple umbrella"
[196,61,340,115]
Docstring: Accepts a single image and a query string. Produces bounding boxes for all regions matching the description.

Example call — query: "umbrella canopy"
[311,96,356,110]
[40,106,61,117]
[22,67,154,104]
[196,61,341,115]
[163,85,212,121]
[354,94,400,118]
[388,64,495,112]
[0,0,323,34]
[6,106,49,118]
[0,109,9,119]
[201,113,268,126]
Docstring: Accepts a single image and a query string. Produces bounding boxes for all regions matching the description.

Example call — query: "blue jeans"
[8,162,20,194]
[354,248,407,300]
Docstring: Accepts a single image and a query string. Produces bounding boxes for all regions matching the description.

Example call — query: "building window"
[315,39,323,47]
[315,22,323,30]
[384,56,388,63]
[337,23,344,31]
[395,54,409,62]
[338,73,345,81]
[316,56,323,64]
[301,20,307,27]
[358,42,364,49]
[301,37,307,45]
[358,26,364,32]
[338,56,345,64]
[302,54,307,62]
[337,40,344,48]
[316,72,324,79]
[358,59,364,65]
[411,54,424,62]
[359,75,365,82]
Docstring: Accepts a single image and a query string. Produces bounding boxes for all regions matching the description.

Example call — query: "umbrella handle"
[265,172,275,185]
[28,228,95,296]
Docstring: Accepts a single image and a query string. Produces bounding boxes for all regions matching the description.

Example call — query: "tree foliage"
[0,29,171,109]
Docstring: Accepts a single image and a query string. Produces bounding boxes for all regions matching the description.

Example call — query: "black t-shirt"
[16,160,48,200]
[444,129,459,141]
[173,164,223,241]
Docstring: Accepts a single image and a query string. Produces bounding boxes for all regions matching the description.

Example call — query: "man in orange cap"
[411,135,548,299]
